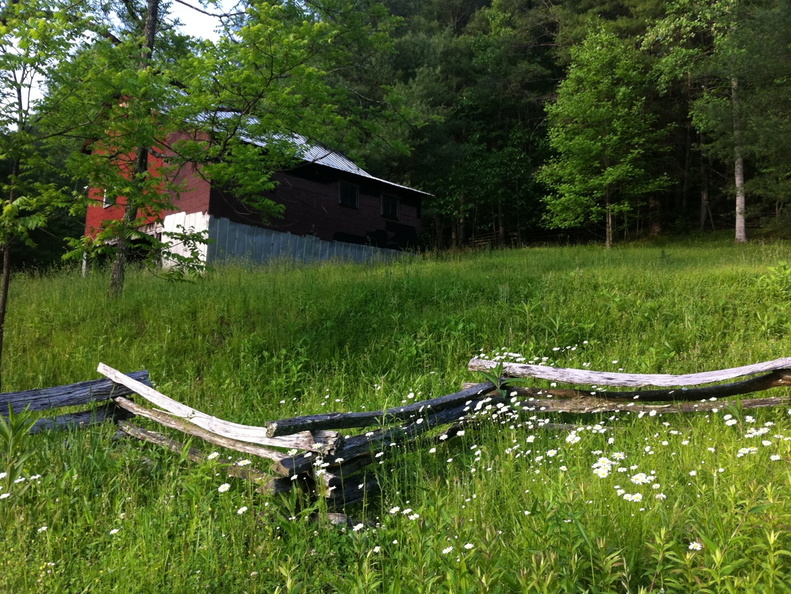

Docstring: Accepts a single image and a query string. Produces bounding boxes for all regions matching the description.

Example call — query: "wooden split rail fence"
[2,357,791,509]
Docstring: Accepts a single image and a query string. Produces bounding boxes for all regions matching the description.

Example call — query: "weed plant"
[2,238,791,592]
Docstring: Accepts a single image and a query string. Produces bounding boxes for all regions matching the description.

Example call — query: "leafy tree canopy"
[538,29,669,246]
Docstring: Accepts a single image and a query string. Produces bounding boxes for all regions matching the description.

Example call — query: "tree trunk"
[497,197,505,246]
[732,77,747,243]
[700,181,712,231]
[0,155,20,392]
[456,194,466,247]
[648,196,661,238]
[108,0,161,297]
[699,147,716,231]
[433,213,443,251]
[0,244,11,392]
[108,202,134,297]
[699,135,709,230]
[605,193,613,248]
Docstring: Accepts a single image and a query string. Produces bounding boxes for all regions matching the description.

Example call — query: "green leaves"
[538,30,669,244]
[0,405,36,486]
[0,3,84,254]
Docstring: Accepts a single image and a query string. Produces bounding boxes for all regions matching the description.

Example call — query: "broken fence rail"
[95,363,496,506]
[3,356,791,508]
[467,356,791,389]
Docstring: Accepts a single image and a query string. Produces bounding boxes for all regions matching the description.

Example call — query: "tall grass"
[3,238,791,591]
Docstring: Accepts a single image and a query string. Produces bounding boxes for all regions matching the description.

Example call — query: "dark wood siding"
[209,164,422,250]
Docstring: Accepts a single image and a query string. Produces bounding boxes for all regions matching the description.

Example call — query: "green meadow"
[3,238,791,592]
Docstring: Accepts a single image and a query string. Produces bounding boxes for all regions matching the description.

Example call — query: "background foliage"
[3,0,791,264]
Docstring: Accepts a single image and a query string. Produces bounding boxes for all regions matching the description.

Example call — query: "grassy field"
[3,237,791,592]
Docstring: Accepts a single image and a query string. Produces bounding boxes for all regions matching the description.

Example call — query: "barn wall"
[209,167,422,250]
[84,136,425,255]
[161,211,211,266]
[84,140,212,238]
[167,161,212,216]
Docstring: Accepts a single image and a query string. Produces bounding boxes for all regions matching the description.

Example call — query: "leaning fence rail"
[467,357,791,414]
[0,372,149,433]
[3,356,791,509]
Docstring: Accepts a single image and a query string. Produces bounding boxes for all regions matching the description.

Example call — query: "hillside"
[3,240,791,591]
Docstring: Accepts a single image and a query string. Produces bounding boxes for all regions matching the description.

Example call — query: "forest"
[2,0,791,270]
[368,0,791,248]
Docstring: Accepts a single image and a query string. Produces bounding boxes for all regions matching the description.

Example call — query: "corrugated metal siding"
[206,215,406,266]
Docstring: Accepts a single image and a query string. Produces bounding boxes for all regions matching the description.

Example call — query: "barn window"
[102,189,115,208]
[382,195,399,219]
[339,181,358,208]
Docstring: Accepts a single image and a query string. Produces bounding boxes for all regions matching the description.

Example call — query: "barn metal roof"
[247,133,432,197]
[200,111,429,196]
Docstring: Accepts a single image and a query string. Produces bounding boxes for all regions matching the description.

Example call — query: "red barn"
[85,135,429,264]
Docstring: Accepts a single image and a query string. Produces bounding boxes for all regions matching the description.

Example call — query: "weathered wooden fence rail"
[0,372,150,433]
[97,363,497,506]
[3,356,791,509]
[467,357,791,414]
[468,356,791,388]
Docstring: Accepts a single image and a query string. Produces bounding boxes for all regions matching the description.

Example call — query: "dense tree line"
[365,0,791,247]
[2,0,791,273]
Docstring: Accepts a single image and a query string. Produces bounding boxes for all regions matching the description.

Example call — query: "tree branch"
[170,0,245,19]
